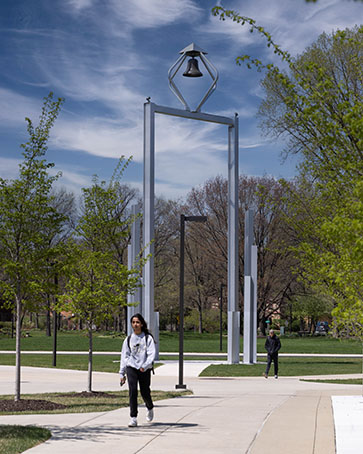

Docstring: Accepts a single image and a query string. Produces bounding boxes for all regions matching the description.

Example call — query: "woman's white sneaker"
[146,408,154,422]
[128,417,137,427]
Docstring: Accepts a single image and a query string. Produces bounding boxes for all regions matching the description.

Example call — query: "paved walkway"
[0,363,362,454]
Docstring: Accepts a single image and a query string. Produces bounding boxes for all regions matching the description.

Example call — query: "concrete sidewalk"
[0,364,362,454]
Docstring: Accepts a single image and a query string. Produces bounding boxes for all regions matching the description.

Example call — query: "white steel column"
[251,244,258,363]
[243,209,256,364]
[227,113,240,364]
[143,102,155,338]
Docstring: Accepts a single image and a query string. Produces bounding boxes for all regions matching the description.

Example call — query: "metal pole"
[227,113,240,364]
[176,214,186,389]
[52,311,57,367]
[243,209,254,364]
[143,101,155,337]
[52,272,58,367]
[220,284,223,352]
[251,245,258,363]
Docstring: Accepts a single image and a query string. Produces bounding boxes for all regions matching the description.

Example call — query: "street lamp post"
[219,283,224,352]
[176,214,207,389]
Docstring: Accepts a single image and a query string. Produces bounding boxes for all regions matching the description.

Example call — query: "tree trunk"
[300,317,304,332]
[87,324,93,393]
[52,310,57,367]
[35,313,39,329]
[198,307,203,334]
[123,306,128,334]
[170,310,173,332]
[11,312,15,338]
[15,296,22,401]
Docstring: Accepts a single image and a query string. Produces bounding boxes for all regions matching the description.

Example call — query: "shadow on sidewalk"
[46,422,200,442]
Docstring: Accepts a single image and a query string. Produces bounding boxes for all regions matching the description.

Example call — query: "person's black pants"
[265,353,278,376]
[126,366,154,417]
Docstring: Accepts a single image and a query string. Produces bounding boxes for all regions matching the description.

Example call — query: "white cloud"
[65,0,94,11]
[109,0,202,29]
[0,88,41,127]
[51,165,93,196]
[0,157,21,180]
[203,0,363,57]
[51,117,142,160]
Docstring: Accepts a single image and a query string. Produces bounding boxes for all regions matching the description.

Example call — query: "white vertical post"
[243,209,254,364]
[143,102,155,337]
[251,245,258,363]
[227,113,240,364]
[243,276,252,363]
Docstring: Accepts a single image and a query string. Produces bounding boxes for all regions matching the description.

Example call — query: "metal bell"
[183,57,203,77]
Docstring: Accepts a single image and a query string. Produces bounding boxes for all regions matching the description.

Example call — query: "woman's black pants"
[126,366,154,417]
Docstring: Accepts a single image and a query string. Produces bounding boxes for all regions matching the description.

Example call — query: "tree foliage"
[213,7,363,335]
[59,157,143,391]
[0,93,64,400]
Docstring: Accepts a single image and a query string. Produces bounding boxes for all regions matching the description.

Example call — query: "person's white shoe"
[274,375,278,379]
[146,408,154,422]
[128,417,137,427]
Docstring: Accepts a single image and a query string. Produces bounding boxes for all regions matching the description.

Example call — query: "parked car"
[315,321,329,335]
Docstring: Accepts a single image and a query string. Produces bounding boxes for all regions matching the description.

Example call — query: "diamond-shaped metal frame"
[168,43,219,113]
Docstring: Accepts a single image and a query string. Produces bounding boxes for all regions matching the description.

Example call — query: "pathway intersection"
[0,360,362,453]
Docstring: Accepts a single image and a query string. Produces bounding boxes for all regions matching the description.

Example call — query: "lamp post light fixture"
[176,214,207,389]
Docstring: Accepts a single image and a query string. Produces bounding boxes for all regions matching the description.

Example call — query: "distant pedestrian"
[119,313,156,427]
[263,329,281,379]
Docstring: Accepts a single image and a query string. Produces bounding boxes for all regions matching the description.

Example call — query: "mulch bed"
[0,399,67,412]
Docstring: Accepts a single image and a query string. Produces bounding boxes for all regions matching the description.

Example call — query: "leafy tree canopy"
[212,7,363,336]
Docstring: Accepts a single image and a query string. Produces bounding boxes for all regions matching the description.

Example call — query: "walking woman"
[119,313,156,427]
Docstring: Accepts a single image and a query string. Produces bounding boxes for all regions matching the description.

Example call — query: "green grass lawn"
[1,353,362,378]
[301,378,363,385]
[0,353,121,373]
[0,389,191,415]
[1,330,362,354]
[200,357,363,377]
[0,425,51,454]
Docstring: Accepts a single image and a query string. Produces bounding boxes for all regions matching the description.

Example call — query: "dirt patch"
[0,399,67,412]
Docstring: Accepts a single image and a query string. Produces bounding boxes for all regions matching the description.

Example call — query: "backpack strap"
[128,333,155,375]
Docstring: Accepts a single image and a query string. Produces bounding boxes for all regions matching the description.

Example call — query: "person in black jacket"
[263,329,281,379]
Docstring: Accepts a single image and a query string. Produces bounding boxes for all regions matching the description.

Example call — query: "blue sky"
[0,0,361,199]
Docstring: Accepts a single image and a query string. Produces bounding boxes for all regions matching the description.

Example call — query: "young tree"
[0,93,64,401]
[59,158,143,392]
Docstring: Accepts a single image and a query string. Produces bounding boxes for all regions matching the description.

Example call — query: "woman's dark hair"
[130,313,151,336]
